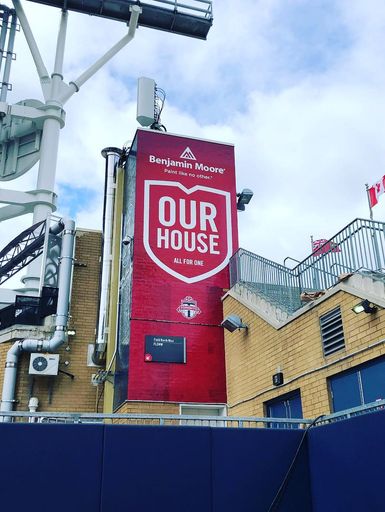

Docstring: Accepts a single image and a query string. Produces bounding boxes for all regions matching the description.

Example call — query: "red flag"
[368,175,385,207]
[312,239,341,256]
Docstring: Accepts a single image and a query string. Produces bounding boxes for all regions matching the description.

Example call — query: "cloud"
[1,0,385,292]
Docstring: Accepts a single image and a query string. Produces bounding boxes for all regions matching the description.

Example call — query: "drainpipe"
[28,396,39,423]
[92,147,122,365]
[0,218,75,421]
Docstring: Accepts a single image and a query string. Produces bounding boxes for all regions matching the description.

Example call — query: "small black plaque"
[145,335,186,363]
[272,372,284,386]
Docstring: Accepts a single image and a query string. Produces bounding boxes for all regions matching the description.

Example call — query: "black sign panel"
[145,335,186,363]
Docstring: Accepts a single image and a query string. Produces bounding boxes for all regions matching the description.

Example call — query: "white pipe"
[51,10,68,102]
[53,10,68,77]
[93,148,121,365]
[59,5,141,104]
[28,397,39,423]
[0,218,75,421]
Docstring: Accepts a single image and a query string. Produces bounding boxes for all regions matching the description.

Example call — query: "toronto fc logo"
[177,296,201,319]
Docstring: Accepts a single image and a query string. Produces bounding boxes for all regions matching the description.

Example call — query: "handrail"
[153,0,212,16]
[283,256,301,268]
[230,218,385,314]
[2,398,385,427]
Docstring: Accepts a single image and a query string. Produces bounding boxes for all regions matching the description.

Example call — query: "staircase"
[230,218,385,316]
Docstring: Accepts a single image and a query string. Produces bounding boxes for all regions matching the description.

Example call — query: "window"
[320,307,345,356]
[265,390,303,429]
[179,404,226,427]
[329,356,385,412]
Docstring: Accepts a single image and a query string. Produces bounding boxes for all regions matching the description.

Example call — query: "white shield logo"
[143,180,233,283]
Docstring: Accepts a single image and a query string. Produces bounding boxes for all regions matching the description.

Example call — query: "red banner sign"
[126,129,238,403]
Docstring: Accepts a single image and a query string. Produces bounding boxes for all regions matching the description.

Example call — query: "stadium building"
[1,1,385,510]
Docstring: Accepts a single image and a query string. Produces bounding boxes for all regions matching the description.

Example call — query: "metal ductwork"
[92,147,122,366]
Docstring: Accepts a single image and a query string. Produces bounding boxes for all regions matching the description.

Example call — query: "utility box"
[29,353,59,376]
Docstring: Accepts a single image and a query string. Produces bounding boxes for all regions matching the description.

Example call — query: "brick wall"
[224,290,385,419]
[0,229,102,414]
[113,400,180,424]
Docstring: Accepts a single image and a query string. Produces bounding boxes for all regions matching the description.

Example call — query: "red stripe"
[369,186,378,208]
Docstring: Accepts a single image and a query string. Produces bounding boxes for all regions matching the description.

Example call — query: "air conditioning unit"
[29,353,59,376]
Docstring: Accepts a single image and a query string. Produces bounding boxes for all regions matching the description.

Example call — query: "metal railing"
[230,218,385,314]
[0,410,311,428]
[315,398,385,426]
[0,286,58,330]
[26,0,213,39]
[2,399,385,427]
[145,0,213,18]
[229,248,303,314]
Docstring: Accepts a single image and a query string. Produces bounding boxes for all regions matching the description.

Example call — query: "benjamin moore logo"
[180,147,196,160]
[148,152,226,175]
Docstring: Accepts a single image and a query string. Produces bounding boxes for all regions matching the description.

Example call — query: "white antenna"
[137,77,156,127]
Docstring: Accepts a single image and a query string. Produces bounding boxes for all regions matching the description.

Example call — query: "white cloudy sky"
[1,0,385,275]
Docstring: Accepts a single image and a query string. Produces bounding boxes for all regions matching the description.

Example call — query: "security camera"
[122,236,132,246]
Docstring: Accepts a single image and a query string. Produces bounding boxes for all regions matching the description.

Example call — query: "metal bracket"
[91,369,114,385]
[0,101,66,131]
[0,188,57,207]
[0,189,57,221]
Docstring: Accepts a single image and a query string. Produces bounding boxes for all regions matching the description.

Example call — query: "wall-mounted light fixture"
[67,329,76,336]
[352,299,378,314]
[221,314,248,333]
[236,189,253,211]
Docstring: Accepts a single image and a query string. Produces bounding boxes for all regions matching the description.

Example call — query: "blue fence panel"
[308,408,385,512]
[100,425,212,512]
[4,412,385,512]
[0,423,104,512]
[211,428,311,512]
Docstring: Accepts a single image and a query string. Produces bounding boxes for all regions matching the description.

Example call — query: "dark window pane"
[361,359,385,403]
[330,371,361,412]
[288,394,303,419]
[265,391,302,429]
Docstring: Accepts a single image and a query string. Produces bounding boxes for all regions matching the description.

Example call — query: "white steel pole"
[60,5,141,104]
[22,10,68,292]
[366,183,374,220]
[11,3,141,293]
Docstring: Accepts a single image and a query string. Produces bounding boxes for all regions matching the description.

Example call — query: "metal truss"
[0,219,46,285]
[26,0,213,39]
